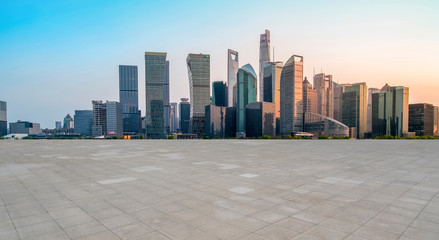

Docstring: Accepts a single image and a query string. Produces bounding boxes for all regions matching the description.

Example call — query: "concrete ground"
[0,140,438,240]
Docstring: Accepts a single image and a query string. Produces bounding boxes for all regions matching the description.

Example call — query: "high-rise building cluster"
[1,29,438,139]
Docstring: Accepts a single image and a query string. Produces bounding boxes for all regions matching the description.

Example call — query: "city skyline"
[1,1,439,128]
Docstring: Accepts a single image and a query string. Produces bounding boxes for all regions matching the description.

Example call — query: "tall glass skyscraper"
[259,30,271,102]
[341,83,367,139]
[263,61,283,119]
[187,53,210,138]
[227,49,239,107]
[0,101,6,136]
[119,65,139,136]
[280,55,303,137]
[179,98,190,134]
[313,73,333,118]
[236,64,257,138]
[145,52,167,139]
[74,110,93,137]
[212,81,228,107]
[164,61,170,135]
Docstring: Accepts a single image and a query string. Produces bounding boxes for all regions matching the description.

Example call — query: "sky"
[1,0,438,128]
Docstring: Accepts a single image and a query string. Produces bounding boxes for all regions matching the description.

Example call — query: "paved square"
[1,140,439,239]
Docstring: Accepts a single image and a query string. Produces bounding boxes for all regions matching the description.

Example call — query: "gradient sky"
[1,0,438,128]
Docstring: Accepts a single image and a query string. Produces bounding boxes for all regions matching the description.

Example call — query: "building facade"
[259,30,271,102]
[227,49,239,107]
[304,112,349,138]
[63,114,74,129]
[341,83,367,139]
[263,61,283,119]
[119,65,140,136]
[187,53,210,138]
[245,102,276,138]
[280,55,303,136]
[179,98,190,134]
[303,77,317,114]
[145,52,167,139]
[105,101,123,137]
[236,64,257,138]
[74,110,93,137]
[333,83,349,121]
[10,121,41,135]
[313,73,333,118]
[409,103,435,136]
[0,101,6,136]
[367,88,380,133]
[205,105,226,138]
[212,81,228,107]
[92,100,106,137]
[170,102,178,133]
[164,60,171,135]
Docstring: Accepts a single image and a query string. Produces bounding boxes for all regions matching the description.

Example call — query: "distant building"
[435,106,439,136]
[409,103,435,136]
[74,110,93,136]
[119,65,140,136]
[63,114,74,129]
[145,52,167,139]
[205,105,226,138]
[372,84,409,138]
[106,101,123,137]
[187,53,210,138]
[259,30,271,101]
[303,77,317,114]
[245,102,276,138]
[236,64,257,138]
[55,121,62,130]
[280,55,303,137]
[212,81,228,107]
[92,100,106,137]
[333,83,350,121]
[304,112,349,138]
[164,60,171,135]
[10,121,41,135]
[263,61,283,119]
[367,88,380,133]
[341,83,367,139]
[225,107,236,138]
[170,102,178,133]
[227,49,239,107]
[179,98,190,134]
[0,101,7,136]
[313,73,333,118]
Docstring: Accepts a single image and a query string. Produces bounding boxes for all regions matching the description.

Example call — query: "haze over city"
[1,0,438,128]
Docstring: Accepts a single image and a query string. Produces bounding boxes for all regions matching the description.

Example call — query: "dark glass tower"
[212,81,228,107]
[119,65,139,136]
[179,98,190,134]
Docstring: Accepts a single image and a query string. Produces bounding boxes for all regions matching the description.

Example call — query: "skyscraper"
[263,61,283,118]
[63,114,74,129]
[227,49,239,107]
[259,30,271,102]
[92,100,106,137]
[74,110,93,137]
[302,77,317,114]
[187,53,210,138]
[409,103,435,136]
[372,85,409,138]
[212,81,228,107]
[0,101,6,136]
[333,83,350,121]
[245,102,276,138]
[170,102,178,133]
[145,52,167,139]
[106,101,123,137]
[179,98,190,134]
[204,105,226,138]
[164,60,171,135]
[55,121,62,130]
[236,64,257,138]
[313,73,333,118]
[367,88,380,133]
[341,83,367,139]
[280,55,303,137]
[119,65,140,136]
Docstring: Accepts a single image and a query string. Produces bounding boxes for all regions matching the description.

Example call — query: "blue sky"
[1,0,438,128]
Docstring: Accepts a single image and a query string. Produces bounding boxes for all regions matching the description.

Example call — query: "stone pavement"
[0,140,438,239]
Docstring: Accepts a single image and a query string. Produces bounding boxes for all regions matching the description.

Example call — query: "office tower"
[106,101,123,137]
[74,110,93,136]
[179,98,190,134]
[245,102,276,138]
[333,83,350,121]
[259,30,271,102]
[313,73,333,118]
[119,65,140,136]
[225,107,236,138]
[205,105,226,138]
[372,84,409,138]
[63,114,74,129]
[187,53,210,138]
[0,101,6,136]
[92,100,106,137]
[55,121,62,130]
[341,83,367,139]
[303,77,317,114]
[145,52,167,139]
[409,103,435,136]
[212,81,228,107]
[170,102,178,133]
[164,61,170,135]
[10,121,41,135]
[236,64,257,138]
[280,55,303,136]
[263,61,283,117]
[227,49,239,107]
[367,88,380,133]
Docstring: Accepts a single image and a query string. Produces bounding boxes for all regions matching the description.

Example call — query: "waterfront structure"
[259,30,271,102]
[341,83,367,139]
[145,52,167,139]
[372,84,409,138]
[10,121,41,135]
[245,102,276,138]
[280,55,303,137]
[313,73,333,118]
[205,105,226,138]
[304,112,349,138]
[409,103,435,136]
[227,49,239,107]
[170,102,178,133]
[212,81,228,107]
[303,77,317,114]
[164,61,170,135]
[367,88,380,133]
[63,114,74,129]
[105,101,123,137]
[92,100,106,137]
[0,101,7,136]
[236,64,257,138]
[187,53,210,138]
[119,65,140,136]
[74,110,93,137]
[179,98,190,134]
